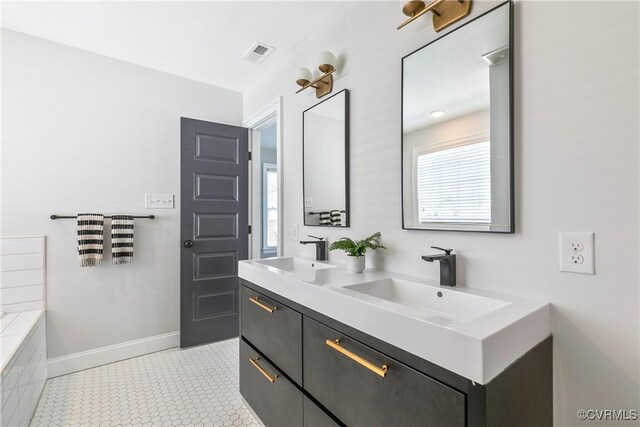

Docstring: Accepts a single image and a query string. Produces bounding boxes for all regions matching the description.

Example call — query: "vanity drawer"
[240,285,302,384]
[239,339,303,427]
[303,317,466,427]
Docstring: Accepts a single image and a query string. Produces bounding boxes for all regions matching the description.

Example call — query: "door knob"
[183,240,193,248]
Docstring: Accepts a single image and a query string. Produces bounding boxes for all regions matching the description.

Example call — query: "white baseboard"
[47,331,180,378]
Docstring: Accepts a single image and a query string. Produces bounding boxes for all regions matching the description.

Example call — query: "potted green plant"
[329,232,386,273]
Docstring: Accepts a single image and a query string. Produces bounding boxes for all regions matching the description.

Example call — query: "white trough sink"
[344,278,510,324]
[255,256,336,272]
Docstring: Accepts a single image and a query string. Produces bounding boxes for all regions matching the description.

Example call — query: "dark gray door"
[180,117,248,348]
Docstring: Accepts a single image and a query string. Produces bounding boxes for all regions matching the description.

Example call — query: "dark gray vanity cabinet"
[239,339,303,427]
[239,280,552,427]
[240,285,302,384]
[239,284,336,427]
[303,317,465,427]
[303,397,340,427]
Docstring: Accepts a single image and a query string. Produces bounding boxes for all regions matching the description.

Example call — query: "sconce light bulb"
[430,110,445,118]
[296,67,312,87]
[318,51,336,73]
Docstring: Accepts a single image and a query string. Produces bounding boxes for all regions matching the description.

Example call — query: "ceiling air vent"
[242,41,275,65]
[482,46,510,66]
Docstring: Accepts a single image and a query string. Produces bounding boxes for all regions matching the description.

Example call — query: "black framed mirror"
[303,89,350,227]
[402,1,513,233]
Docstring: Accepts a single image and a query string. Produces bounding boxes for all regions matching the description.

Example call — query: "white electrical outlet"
[145,194,174,209]
[570,253,584,264]
[304,197,313,208]
[570,241,584,251]
[292,224,299,241]
[559,232,595,274]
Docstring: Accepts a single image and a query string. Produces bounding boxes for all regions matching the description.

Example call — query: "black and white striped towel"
[77,214,104,267]
[319,212,331,226]
[330,210,342,226]
[111,215,134,265]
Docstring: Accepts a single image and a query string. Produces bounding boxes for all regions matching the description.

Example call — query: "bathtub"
[1,237,47,427]
[1,311,46,427]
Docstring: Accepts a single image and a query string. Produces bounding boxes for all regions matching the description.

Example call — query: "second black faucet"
[422,246,456,287]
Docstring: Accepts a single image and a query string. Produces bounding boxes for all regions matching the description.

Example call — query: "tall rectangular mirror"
[303,89,349,227]
[402,2,513,233]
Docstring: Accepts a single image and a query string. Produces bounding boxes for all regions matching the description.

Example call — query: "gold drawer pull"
[325,339,388,378]
[249,357,278,383]
[249,296,277,313]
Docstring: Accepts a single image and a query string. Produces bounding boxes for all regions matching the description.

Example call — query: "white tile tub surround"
[0,237,48,426]
[0,312,47,427]
[0,237,46,314]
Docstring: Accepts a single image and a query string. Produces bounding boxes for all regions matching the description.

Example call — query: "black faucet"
[422,246,456,287]
[300,235,328,261]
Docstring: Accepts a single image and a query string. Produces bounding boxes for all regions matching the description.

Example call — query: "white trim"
[248,130,263,259]
[243,99,280,130]
[243,98,283,258]
[47,331,179,378]
[0,235,46,239]
[414,131,490,156]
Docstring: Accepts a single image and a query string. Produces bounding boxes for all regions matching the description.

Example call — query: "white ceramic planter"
[346,255,365,273]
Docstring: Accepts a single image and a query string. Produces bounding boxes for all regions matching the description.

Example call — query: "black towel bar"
[50,215,155,220]
[308,210,346,215]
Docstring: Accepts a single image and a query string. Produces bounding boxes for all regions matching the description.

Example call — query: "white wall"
[261,149,276,165]
[244,2,639,426]
[1,30,243,359]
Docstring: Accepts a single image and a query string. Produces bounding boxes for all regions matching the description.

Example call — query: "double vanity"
[238,257,552,427]
[239,2,550,425]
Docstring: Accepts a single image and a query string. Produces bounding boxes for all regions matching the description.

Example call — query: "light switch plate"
[559,232,595,275]
[145,194,174,209]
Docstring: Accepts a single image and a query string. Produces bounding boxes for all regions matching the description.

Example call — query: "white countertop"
[239,258,550,384]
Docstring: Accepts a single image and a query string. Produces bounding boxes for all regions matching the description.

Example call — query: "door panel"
[181,117,248,348]
[194,213,238,240]
[193,251,237,279]
[195,134,239,163]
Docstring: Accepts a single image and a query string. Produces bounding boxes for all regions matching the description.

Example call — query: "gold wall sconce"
[398,0,472,32]
[295,51,337,98]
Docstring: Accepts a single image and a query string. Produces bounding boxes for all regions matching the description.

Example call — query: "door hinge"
[248,225,252,234]
[248,152,252,161]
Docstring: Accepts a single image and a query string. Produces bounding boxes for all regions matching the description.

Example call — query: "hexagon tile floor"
[30,338,260,427]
